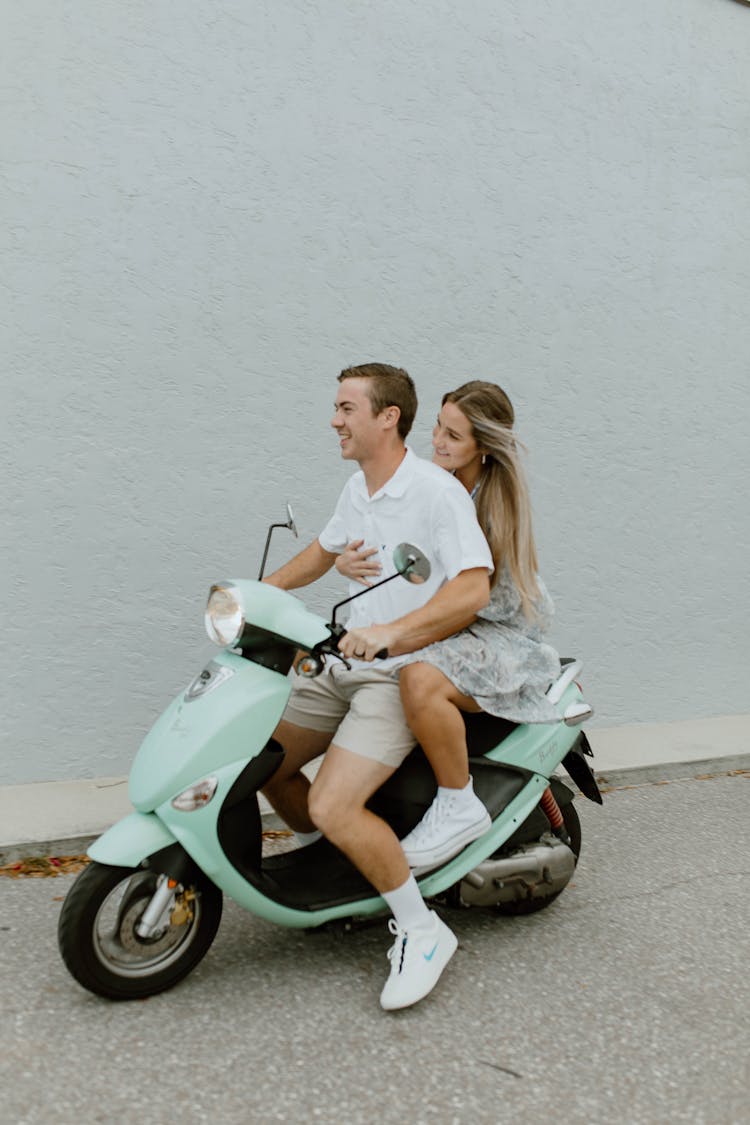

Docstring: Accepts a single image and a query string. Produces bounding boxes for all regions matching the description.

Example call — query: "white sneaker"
[379,911,458,1011]
[400,791,491,870]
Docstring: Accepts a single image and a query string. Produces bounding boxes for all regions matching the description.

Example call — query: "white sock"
[437,777,478,806]
[293,829,322,846]
[382,874,433,932]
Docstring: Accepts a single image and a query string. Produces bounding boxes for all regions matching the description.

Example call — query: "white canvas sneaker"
[400,791,491,870]
[379,911,458,1011]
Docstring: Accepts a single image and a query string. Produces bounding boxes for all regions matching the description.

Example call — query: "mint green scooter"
[58,508,601,1000]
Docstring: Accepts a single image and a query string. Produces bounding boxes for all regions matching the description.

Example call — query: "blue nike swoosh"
[423,943,438,962]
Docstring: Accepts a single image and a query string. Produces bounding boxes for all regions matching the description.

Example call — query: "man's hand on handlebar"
[338,624,396,662]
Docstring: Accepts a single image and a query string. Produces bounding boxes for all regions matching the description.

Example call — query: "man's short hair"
[338,363,417,440]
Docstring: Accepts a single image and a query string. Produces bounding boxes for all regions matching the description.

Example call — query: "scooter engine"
[458,833,576,908]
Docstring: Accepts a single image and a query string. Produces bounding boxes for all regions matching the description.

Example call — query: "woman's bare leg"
[398,662,490,868]
[399,661,481,789]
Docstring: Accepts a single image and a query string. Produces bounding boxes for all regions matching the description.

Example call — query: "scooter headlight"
[205,584,244,646]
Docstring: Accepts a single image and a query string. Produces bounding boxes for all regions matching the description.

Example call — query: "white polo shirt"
[318,448,493,669]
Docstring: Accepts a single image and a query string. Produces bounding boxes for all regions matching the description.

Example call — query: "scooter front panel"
[129,652,291,811]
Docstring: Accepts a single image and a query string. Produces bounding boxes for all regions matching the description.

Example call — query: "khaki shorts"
[282,662,416,770]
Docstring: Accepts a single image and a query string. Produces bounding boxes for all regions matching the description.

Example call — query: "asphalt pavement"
[1,768,749,1124]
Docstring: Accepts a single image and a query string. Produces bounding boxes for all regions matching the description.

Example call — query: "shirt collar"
[351,447,417,502]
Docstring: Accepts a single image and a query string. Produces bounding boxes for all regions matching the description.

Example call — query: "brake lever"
[324,623,352,669]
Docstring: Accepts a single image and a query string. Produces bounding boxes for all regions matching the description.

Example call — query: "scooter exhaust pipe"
[460,837,576,908]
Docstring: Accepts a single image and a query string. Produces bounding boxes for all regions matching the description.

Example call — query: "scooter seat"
[463,711,518,758]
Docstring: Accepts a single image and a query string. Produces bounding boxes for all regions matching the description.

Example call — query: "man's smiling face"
[331,377,387,463]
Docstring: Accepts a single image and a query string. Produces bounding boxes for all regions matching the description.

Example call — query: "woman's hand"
[335,539,382,587]
[338,624,397,662]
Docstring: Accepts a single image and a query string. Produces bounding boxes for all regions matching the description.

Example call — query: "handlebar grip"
[336,630,388,660]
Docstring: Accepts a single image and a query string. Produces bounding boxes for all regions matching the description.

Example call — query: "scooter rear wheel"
[492,800,582,916]
[58,860,223,1000]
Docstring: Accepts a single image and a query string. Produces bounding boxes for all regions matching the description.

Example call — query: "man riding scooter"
[262,362,493,1010]
[57,365,595,1004]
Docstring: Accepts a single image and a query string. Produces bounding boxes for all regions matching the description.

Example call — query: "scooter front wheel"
[58,861,223,1000]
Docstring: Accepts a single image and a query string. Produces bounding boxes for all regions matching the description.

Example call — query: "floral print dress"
[400,564,561,723]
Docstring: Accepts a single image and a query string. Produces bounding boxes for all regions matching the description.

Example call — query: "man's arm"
[337,567,490,660]
[264,538,338,590]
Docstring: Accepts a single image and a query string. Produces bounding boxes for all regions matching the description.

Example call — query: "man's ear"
[381,405,401,431]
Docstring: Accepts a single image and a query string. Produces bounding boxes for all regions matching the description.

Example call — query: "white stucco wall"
[3,0,749,783]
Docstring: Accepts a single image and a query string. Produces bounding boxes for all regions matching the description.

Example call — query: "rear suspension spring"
[540,787,571,845]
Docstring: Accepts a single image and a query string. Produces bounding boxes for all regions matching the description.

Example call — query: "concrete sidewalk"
[2,712,748,864]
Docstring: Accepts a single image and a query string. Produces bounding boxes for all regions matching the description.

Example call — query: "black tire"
[492,800,581,916]
[58,861,223,1000]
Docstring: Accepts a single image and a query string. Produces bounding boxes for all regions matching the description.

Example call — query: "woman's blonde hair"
[443,380,541,618]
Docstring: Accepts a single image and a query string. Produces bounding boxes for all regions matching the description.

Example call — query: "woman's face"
[432,401,483,476]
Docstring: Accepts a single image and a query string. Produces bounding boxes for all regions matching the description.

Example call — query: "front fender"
[88,811,176,868]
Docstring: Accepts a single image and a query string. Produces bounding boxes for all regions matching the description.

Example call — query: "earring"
[481,454,486,466]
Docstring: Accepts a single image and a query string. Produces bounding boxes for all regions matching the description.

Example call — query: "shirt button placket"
[363,511,379,565]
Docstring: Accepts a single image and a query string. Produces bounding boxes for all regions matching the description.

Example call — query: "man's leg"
[308,745,457,1010]
[261,720,332,834]
[262,667,348,833]
[307,744,409,891]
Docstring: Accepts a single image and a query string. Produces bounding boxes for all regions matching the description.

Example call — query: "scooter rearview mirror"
[393,542,430,584]
[258,503,300,580]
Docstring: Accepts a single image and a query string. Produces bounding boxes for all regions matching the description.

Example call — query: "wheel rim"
[92,873,203,979]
